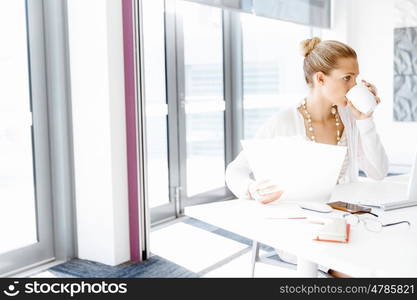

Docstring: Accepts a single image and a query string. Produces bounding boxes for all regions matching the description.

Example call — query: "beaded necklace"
[299,99,342,145]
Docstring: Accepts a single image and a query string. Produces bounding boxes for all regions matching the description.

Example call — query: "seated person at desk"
[225,38,389,277]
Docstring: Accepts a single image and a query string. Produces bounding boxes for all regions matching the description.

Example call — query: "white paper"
[241,136,347,203]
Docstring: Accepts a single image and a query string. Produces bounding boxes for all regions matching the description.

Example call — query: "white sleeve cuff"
[244,179,256,200]
[356,117,375,134]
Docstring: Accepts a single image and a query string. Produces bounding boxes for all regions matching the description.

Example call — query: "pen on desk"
[266,217,307,220]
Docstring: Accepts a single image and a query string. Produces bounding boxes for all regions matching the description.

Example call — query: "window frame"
[0,0,76,276]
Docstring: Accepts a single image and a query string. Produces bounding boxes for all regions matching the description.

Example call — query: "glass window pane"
[142,0,170,208]
[242,14,312,138]
[0,0,37,254]
[179,1,225,197]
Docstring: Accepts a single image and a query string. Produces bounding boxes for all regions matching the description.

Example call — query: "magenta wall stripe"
[122,0,140,262]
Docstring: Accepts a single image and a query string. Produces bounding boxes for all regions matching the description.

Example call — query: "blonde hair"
[300,37,357,86]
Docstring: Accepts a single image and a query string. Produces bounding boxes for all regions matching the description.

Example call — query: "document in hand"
[241,136,347,202]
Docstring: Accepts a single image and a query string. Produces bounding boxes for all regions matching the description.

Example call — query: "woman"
[225,37,389,277]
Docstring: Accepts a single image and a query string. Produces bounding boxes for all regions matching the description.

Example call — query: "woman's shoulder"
[263,105,300,127]
[255,105,301,138]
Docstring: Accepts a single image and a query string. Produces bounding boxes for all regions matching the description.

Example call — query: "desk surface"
[185,177,417,277]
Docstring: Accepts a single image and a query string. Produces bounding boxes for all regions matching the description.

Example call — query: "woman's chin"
[335,102,348,107]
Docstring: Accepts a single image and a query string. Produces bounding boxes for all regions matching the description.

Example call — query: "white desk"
[185,176,417,277]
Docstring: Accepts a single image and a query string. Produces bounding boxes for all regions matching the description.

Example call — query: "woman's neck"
[305,90,333,123]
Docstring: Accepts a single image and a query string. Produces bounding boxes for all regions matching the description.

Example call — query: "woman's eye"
[343,76,351,81]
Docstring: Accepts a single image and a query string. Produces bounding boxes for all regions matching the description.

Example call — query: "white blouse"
[225,102,389,200]
[337,130,349,184]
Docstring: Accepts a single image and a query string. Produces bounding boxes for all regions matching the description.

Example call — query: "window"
[142,0,170,208]
[0,0,37,254]
[1,0,57,275]
[147,1,321,223]
[241,14,312,138]
[179,1,226,197]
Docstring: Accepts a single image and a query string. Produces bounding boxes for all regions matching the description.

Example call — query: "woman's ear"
[314,72,325,86]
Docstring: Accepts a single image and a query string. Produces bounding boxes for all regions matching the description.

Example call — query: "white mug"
[345,82,377,115]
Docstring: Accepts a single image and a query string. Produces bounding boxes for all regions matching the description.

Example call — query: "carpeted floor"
[48,256,197,278]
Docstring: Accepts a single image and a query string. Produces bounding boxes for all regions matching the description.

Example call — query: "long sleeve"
[356,117,389,180]
[225,151,255,199]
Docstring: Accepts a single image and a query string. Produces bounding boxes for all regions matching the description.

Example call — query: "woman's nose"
[350,78,358,89]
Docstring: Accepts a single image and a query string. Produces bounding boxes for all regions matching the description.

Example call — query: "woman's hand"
[347,79,381,120]
[249,179,284,204]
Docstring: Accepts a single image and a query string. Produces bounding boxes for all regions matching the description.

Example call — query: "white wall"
[344,0,417,167]
[67,0,130,266]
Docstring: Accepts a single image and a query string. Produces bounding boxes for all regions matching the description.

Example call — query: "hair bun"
[300,37,321,57]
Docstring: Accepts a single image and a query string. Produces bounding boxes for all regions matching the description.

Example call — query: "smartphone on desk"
[327,201,371,214]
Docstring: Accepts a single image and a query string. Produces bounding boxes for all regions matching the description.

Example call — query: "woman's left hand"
[347,79,381,120]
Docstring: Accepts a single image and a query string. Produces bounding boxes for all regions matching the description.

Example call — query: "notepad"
[313,218,350,243]
[241,136,347,203]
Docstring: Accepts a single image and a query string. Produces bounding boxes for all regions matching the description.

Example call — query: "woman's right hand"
[249,179,284,204]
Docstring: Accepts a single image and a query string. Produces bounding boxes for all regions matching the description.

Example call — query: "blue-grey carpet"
[49,256,197,278]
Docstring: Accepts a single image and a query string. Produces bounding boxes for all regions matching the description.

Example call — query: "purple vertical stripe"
[122,0,140,262]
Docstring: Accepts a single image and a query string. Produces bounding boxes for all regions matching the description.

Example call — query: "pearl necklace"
[299,99,342,145]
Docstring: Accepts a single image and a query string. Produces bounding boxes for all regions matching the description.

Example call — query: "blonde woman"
[225,38,389,277]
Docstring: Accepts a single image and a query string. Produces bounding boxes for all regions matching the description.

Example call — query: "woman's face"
[317,57,359,107]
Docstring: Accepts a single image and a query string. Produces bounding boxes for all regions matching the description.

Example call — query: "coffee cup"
[345,82,377,115]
